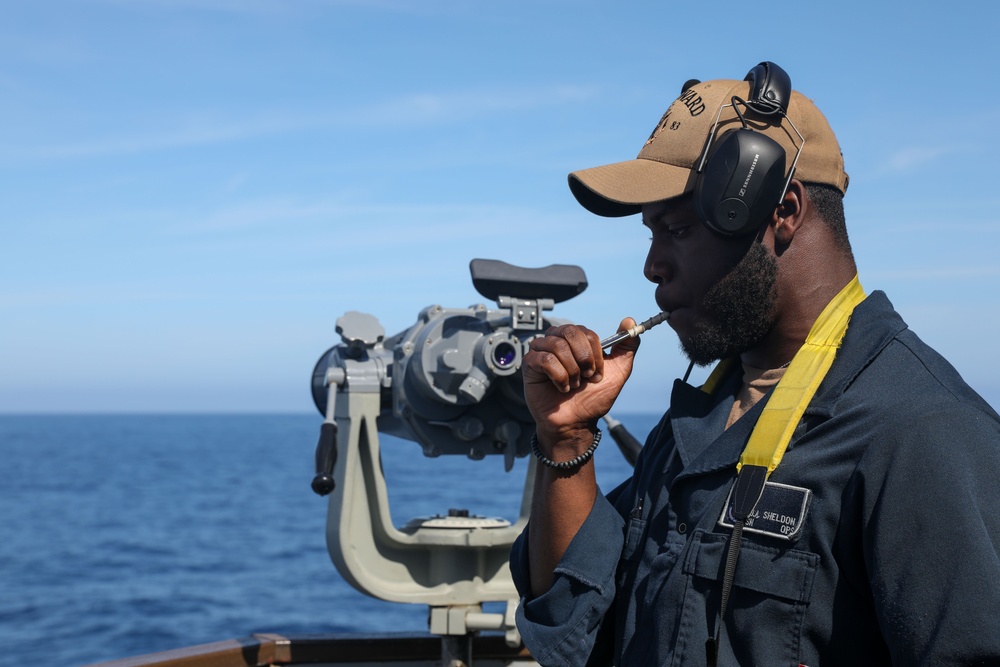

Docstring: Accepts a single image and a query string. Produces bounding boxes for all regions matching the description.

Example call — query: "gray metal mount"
[310,259,589,660]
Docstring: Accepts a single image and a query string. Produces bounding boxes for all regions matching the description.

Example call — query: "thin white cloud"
[11,114,309,161]
[171,197,583,241]
[358,86,599,126]
[879,145,955,173]
[5,85,600,163]
[878,108,1000,175]
[0,30,94,68]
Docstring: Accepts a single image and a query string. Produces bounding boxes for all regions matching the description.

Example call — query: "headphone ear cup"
[694,129,787,236]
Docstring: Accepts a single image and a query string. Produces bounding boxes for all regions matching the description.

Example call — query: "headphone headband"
[744,61,791,116]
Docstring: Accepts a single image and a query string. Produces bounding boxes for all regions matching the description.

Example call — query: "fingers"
[522,320,640,432]
[526,324,604,394]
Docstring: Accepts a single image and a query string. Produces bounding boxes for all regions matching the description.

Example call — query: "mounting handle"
[311,421,338,496]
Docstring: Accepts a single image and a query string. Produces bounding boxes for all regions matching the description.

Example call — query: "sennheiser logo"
[738,153,760,197]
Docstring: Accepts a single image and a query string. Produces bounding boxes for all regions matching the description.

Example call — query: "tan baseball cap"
[568,78,849,217]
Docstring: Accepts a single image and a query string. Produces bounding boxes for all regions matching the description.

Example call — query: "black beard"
[680,241,779,366]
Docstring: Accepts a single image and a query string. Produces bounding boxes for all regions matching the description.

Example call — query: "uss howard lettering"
[644,86,709,146]
[677,88,706,116]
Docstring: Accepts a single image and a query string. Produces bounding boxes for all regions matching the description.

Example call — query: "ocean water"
[0,413,654,666]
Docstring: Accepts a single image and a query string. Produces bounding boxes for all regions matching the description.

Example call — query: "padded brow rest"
[470,258,588,303]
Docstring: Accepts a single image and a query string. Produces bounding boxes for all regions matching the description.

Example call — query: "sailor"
[510,62,1000,665]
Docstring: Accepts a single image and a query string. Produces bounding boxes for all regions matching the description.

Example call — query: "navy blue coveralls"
[511,292,1000,666]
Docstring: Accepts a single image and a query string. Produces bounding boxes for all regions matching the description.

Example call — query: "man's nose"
[644,248,670,285]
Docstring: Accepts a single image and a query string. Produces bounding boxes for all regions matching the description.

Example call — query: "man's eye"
[648,223,691,241]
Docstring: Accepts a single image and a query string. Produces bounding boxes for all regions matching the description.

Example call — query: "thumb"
[609,317,641,355]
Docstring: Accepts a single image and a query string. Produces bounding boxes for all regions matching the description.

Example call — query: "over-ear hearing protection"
[693,62,802,236]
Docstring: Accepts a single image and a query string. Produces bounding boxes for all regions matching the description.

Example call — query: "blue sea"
[0,413,654,666]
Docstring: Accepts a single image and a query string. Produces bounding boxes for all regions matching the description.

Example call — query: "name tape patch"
[718,480,812,540]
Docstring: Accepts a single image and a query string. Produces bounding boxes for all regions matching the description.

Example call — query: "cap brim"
[568,158,696,218]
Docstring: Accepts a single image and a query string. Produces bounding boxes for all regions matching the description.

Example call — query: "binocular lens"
[493,342,517,368]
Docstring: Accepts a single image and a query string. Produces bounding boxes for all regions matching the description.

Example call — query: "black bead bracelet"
[530,429,602,470]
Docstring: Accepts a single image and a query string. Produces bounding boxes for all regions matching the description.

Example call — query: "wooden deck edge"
[84,632,532,666]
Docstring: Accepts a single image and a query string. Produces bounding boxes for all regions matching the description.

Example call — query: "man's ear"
[772,179,806,245]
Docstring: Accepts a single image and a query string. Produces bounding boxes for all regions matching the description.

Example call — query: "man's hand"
[521,317,640,596]
[522,318,640,454]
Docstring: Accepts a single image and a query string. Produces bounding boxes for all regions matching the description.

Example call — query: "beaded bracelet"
[530,429,602,470]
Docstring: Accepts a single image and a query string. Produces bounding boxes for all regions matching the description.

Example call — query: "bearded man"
[511,63,1000,666]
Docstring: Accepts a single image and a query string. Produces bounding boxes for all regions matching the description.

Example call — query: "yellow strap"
[700,275,866,476]
[701,357,738,396]
[739,274,866,474]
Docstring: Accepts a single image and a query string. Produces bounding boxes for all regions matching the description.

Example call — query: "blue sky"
[3,0,999,414]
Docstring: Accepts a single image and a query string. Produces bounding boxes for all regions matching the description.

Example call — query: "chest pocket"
[673,530,819,666]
